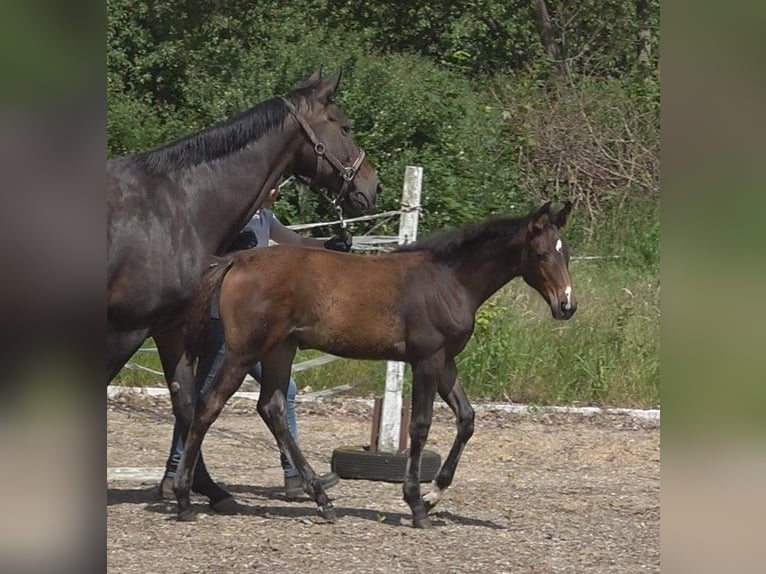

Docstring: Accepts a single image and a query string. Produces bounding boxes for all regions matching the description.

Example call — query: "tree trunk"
[531,0,566,77]
[636,0,652,77]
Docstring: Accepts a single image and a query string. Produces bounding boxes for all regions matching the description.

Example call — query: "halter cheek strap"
[281,97,365,208]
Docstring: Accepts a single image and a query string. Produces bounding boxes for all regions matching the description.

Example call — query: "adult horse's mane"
[128,83,319,174]
[392,213,532,259]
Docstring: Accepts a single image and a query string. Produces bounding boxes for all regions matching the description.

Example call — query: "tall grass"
[457,261,659,407]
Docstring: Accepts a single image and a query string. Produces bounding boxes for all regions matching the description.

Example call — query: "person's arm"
[269,216,353,252]
[268,217,325,248]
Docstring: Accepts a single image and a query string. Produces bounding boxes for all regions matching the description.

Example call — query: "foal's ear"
[552,201,573,230]
[315,68,342,104]
[529,201,552,234]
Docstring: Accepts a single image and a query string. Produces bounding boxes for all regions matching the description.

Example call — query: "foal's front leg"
[423,367,474,513]
[403,354,441,529]
[257,344,336,522]
[175,354,250,521]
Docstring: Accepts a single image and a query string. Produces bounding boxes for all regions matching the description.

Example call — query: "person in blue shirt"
[160,186,352,500]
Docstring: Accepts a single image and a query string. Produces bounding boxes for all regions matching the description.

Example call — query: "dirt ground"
[107,393,659,574]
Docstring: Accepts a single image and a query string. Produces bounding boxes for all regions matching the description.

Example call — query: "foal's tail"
[184,257,236,360]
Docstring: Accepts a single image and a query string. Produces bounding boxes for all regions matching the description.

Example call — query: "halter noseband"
[281,97,365,213]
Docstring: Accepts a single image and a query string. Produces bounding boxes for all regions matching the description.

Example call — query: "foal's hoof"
[317,504,337,523]
[177,509,198,522]
[210,496,240,515]
[412,516,433,529]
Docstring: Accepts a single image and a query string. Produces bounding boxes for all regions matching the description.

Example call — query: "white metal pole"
[378,165,422,452]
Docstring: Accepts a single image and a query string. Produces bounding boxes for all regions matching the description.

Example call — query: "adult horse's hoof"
[209,496,240,515]
[412,516,433,529]
[192,480,232,504]
[317,504,337,523]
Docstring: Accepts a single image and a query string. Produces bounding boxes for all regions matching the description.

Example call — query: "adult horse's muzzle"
[346,172,382,214]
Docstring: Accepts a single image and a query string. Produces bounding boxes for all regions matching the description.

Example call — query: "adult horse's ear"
[529,201,552,234]
[315,68,342,104]
[552,201,573,229]
[292,68,323,91]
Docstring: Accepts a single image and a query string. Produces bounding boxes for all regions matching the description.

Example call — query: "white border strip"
[107,385,659,421]
[107,467,164,481]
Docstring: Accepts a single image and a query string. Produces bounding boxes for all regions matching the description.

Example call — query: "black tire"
[331,445,442,482]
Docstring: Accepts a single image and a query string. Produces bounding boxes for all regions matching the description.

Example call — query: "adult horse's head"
[521,201,577,320]
[283,68,381,215]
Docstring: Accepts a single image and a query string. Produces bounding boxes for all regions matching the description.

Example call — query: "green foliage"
[440,262,660,407]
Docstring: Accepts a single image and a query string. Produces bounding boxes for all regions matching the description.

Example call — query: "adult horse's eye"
[341,125,350,135]
[536,252,547,261]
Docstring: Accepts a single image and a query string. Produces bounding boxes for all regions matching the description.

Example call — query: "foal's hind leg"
[174,352,250,521]
[154,327,233,510]
[423,365,474,513]
[257,343,336,522]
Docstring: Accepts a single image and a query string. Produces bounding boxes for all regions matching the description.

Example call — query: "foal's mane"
[130,81,320,174]
[393,212,532,259]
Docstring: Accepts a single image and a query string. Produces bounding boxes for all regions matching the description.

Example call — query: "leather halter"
[281,97,365,208]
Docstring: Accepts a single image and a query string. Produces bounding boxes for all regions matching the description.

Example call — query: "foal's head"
[521,201,577,320]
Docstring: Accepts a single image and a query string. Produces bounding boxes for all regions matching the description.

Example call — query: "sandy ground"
[107,393,659,573]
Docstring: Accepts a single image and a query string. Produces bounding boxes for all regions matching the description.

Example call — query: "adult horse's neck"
[167,122,303,254]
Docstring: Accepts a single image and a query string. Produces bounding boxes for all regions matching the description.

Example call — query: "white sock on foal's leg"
[422,481,442,507]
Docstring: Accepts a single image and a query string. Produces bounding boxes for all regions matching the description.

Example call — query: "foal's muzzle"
[550,296,577,320]
[558,300,577,320]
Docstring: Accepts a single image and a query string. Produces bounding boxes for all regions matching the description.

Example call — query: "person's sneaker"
[283,472,340,498]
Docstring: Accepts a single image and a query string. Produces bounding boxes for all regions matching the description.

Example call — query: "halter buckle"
[342,167,356,182]
[314,142,326,156]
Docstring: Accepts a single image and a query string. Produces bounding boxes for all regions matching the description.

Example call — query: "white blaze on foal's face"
[555,238,572,309]
[564,285,572,310]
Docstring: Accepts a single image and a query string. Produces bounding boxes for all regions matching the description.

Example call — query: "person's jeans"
[164,318,300,479]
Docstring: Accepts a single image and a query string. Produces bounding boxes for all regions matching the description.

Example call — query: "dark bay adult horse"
[107,69,381,507]
[180,201,576,527]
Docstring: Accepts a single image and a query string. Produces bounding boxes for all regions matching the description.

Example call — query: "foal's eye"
[536,252,548,261]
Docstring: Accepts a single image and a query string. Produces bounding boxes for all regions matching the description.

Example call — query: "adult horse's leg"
[153,327,234,510]
[174,349,250,521]
[423,364,474,513]
[107,325,148,382]
[258,342,336,521]
[403,352,442,529]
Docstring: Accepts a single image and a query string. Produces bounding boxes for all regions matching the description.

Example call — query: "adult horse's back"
[107,69,380,506]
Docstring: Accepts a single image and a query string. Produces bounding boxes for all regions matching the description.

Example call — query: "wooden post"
[369,397,383,452]
[378,166,422,452]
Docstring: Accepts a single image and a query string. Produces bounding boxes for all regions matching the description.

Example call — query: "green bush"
[108,0,660,407]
